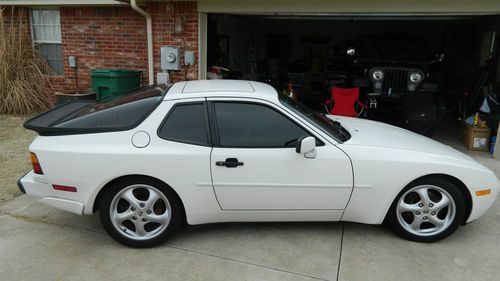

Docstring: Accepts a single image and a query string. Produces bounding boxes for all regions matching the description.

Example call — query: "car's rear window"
[54,86,167,131]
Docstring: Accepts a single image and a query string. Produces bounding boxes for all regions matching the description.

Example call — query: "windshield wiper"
[334,122,347,141]
[320,114,347,141]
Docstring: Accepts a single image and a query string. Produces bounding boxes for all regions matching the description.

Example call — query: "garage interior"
[206,13,500,151]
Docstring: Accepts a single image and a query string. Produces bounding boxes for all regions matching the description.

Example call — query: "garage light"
[174,16,185,33]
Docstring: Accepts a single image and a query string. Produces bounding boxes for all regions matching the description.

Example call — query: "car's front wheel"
[386,177,466,242]
[99,177,182,248]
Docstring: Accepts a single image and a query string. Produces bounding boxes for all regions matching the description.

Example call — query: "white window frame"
[29,8,63,75]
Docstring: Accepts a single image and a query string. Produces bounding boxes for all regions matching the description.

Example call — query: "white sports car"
[20,80,498,247]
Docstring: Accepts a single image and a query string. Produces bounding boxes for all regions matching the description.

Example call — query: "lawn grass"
[0,114,37,203]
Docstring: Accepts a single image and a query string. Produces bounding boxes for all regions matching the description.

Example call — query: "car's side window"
[158,103,210,146]
[213,102,315,148]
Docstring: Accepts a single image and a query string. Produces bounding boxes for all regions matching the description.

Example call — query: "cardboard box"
[461,122,491,151]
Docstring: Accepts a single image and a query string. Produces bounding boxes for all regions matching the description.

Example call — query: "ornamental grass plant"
[0,7,54,115]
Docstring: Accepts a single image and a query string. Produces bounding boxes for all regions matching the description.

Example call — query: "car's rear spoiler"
[24,101,96,136]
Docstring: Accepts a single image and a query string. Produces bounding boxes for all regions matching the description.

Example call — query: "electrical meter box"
[161,46,180,71]
[184,51,195,66]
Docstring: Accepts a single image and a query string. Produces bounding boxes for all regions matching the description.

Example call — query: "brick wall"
[1,6,30,38]
[151,1,199,82]
[57,1,199,92]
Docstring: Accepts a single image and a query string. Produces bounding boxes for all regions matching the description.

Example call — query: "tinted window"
[158,103,209,146]
[54,86,168,130]
[214,102,311,148]
[55,97,162,129]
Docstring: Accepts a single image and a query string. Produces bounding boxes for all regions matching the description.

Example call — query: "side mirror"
[295,136,317,158]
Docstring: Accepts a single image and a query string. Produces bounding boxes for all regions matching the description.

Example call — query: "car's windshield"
[278,95,350,142]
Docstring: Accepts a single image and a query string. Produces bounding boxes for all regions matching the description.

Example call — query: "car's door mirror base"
[296,136,316,159]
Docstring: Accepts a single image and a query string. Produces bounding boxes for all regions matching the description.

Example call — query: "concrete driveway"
[1,143,499,281]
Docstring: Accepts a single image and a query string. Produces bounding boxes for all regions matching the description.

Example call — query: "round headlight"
[409,72,423,83]
[371,70,384,81]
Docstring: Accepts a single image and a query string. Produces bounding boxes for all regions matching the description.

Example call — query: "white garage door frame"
[197,0,500,79]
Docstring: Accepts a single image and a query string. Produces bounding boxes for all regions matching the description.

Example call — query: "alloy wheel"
[109,184,172,241]
[396,184,456,237]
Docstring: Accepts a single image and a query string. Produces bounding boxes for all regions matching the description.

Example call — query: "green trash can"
[91,69,142,102]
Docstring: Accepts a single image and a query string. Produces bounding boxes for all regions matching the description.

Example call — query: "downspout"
[130,0,154,85]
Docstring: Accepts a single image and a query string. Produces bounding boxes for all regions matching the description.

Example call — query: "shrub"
[0,7,54,115]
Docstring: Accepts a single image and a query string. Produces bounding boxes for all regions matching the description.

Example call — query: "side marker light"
[475,189,491,196]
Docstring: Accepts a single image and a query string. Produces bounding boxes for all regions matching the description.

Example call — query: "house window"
[30,9,63,75]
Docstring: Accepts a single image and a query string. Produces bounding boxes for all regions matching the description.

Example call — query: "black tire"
[386,177,466,242]
[99,177,183,248]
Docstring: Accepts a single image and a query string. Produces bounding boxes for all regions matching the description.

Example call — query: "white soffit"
[0,0,125,6]
[198,0,500,15]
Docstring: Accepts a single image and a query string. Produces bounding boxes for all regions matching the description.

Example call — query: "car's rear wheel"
[99,177,182,248]
[386,177,466,242]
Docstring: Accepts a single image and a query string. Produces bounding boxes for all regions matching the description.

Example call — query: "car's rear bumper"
[18,170,84,215]
[17,172,27,194]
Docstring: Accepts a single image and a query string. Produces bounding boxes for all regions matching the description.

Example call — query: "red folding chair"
[323,86,367,117]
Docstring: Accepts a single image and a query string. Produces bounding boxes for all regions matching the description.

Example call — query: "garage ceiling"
[199,0,500,15]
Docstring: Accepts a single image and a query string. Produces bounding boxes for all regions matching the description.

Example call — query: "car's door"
[208,98,353,210]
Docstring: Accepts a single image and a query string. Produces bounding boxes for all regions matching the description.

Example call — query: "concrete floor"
[1,123,499,281]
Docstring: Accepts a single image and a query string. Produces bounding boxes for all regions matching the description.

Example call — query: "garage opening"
[206,14,500,145]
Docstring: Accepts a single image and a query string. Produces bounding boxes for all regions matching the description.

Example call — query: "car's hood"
[327,115,472,161]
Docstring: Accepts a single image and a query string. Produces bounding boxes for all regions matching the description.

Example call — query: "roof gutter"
[130,0,154,86]
[0,0,123,5]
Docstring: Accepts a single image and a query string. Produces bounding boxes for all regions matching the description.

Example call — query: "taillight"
[30,152,43,175]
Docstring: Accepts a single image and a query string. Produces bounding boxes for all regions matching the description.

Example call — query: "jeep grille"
[382,68,409,94]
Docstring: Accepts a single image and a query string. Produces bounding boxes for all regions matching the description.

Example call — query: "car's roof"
[163,80,279,101]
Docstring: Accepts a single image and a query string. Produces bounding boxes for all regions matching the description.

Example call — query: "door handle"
[216,158,244,168]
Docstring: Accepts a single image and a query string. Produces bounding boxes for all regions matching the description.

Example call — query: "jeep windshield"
[357,36,428,62]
